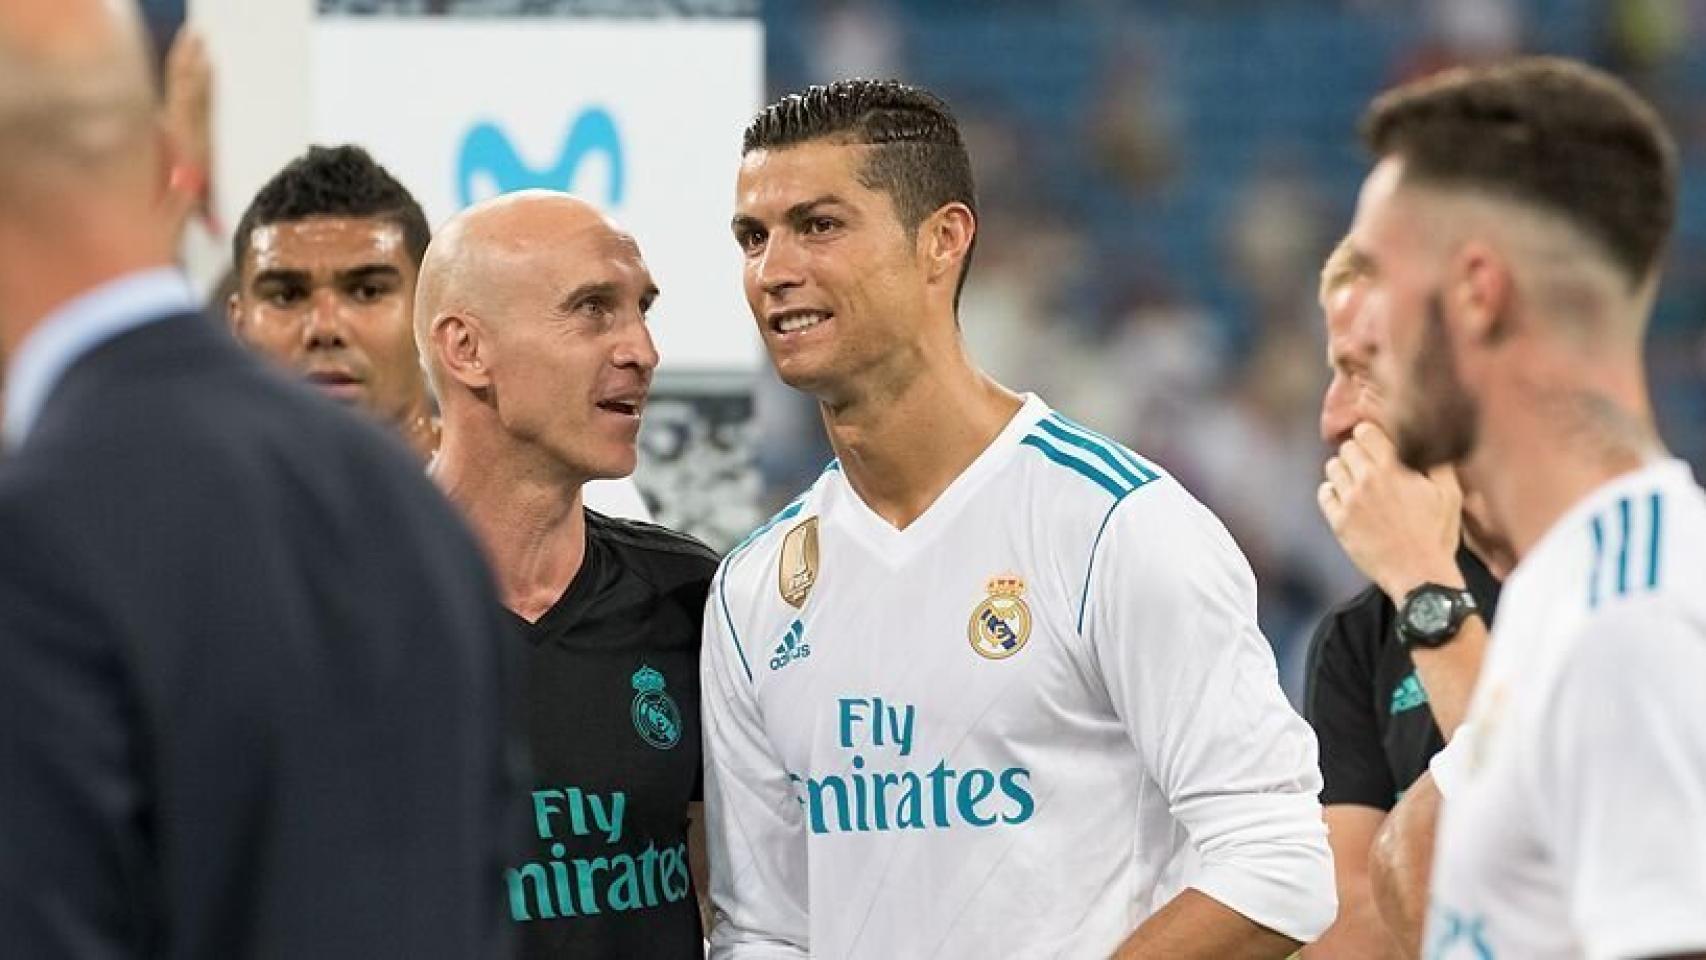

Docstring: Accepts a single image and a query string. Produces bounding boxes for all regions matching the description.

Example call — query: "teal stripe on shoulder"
[1046,412,1160,482]
[1648,491,1664,590]
[1035,419,1145,489]
[725,460,837,563]
[1020,435,1128,499]
[727,497,806,563]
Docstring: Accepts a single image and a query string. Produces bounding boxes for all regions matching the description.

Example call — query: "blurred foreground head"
[0,0,176,357]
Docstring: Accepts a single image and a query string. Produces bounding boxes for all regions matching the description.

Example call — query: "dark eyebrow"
[336,264,404,285]
[557,281,663,313]
[250,268,309,287]
[785,196,848,225]
[558,281,619,312]
[731,194,850,234]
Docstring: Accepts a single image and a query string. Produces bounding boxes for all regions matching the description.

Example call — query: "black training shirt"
[1303,546,1501,810]
[503,511,718,959]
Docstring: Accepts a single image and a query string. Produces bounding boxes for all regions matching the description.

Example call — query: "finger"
[1337,438,1373,481]
[1352,420,1396,464]
[1316,481,1341,525]
[1427,463,1463,505]
[1324,456,1351,492]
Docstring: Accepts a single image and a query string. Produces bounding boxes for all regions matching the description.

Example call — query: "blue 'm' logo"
[456,107,625,208]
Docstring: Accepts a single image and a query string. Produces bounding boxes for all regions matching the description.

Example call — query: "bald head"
[417,189,660,481]
[0,0,159,198]
[415,190,654,390]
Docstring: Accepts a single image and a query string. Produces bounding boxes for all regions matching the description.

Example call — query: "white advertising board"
[311,18,764,372]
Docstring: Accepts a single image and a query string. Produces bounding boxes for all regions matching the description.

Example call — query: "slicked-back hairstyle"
[744,79,979,306]
[233,145,431,272]
[1361,56,1678,288]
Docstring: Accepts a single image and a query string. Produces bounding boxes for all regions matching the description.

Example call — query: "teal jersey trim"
[1616,495,1633,597]
[1044,413,1160,482]
[717,572,753,684]
[1077,497,1126,634]
[1035,418,1148,489]
[727,498,805,563]
[1021,435,1128,498]
[1649,492,1664,589]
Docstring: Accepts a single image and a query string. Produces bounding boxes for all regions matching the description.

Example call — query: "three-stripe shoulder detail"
[1587,491,1664,609]
[1020,413,1161,500]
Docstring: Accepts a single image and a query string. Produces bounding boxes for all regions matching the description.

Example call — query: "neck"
[0,213,170,362]
[1463,346,1662,562]
[433,411,590,621]
[394,395,442,465]
[821,340,1023,529]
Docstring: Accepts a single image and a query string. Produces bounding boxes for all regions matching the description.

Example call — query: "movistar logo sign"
[457,107,625,209]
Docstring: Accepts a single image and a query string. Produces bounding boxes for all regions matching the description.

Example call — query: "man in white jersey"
[702,78,1335,958]
[1321,57,1706,959]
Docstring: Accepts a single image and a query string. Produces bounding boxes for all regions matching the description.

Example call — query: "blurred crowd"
[762,0,1706,696]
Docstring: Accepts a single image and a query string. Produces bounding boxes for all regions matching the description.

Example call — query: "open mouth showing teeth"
[773,311,831,334]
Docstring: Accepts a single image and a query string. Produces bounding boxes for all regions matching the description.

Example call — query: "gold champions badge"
[969,574,1032,659]
[778,516,819,608]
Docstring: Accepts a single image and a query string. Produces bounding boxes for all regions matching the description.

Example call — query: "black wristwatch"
[1396,582,1481,649]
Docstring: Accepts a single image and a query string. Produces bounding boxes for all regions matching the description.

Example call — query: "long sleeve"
[1082,488,1337,943]
[700,567,810,958]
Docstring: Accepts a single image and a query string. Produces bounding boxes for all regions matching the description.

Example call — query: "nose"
[301,287,349,351]
[755,233,804,299]
[1320,375,1358,447]
[613,313,660,376]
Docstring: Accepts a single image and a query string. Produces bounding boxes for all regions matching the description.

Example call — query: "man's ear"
[1450,240,1515,345]
[432,313,492,392]
[920,201,976,292]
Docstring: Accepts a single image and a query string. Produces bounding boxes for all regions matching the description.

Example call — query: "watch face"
[1408,591,1453,635]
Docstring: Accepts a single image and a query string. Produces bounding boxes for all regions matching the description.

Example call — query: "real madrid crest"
[778,516,819,608]
[969,574,1032,660]
[630,666,682,750]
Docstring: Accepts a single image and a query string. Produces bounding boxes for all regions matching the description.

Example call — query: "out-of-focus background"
[154,0,1706,700]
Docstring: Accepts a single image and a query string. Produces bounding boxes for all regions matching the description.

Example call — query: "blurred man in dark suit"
[0,2,519,957]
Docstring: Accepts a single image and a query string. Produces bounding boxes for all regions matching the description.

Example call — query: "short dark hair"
[744,79,978,305]
[233,145,431,272]
[1361,57,1677,287]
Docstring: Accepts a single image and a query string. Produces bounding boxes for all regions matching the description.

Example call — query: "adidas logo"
[769,619,811,672]
[1390,672,1429,715]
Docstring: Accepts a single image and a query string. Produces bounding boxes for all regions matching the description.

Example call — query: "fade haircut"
[743,79,978,306]
[1362,56,1677,288]
[233,145,431,271]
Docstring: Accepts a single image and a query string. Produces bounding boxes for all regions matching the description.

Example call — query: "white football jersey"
[701,395,1334,959]
[1427,458,1706,960]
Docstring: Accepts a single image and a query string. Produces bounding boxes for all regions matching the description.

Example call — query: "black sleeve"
[1303,605,1398,811]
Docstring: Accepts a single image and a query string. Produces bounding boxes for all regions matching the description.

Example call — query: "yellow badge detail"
[778,516,820,608]
[969,574,1032,660]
